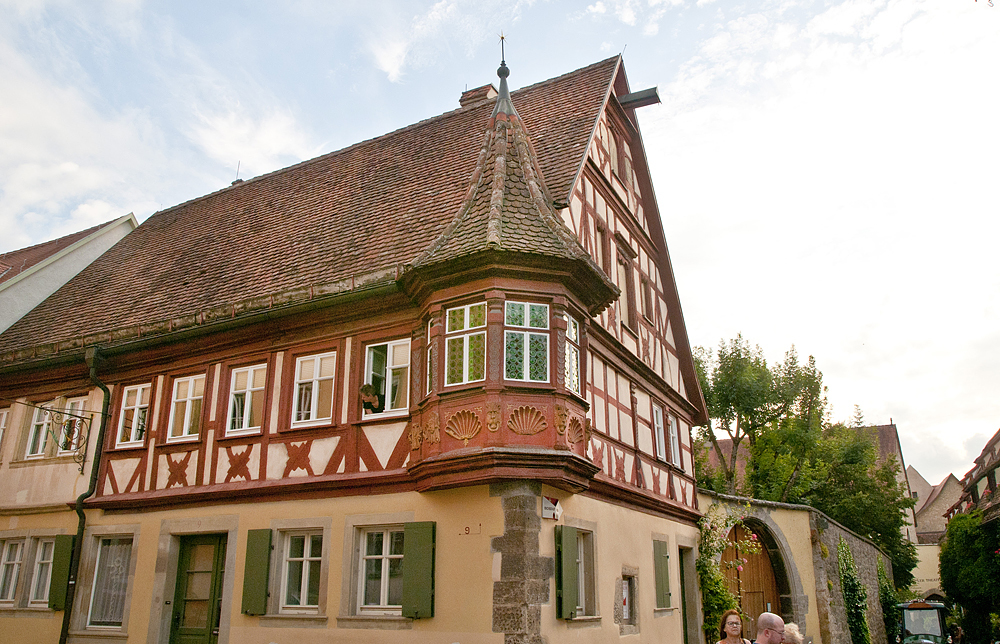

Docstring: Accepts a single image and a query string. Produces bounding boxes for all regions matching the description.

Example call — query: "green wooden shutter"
[401,521,435,619]
[48,534,75,611]
[653,540,671,608]
[241,529,272,615]
[555,525,579,619]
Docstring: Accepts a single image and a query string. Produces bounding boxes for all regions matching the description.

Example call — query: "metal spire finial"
[499,31,506,64]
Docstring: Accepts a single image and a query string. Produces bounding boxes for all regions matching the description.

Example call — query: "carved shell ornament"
[486,402,502,432]
[566,418,585,444]
[445,409,482,446]
[507,406,547,436]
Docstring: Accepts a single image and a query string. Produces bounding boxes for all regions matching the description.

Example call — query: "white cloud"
[189,109,319,177]
[643,0,1000,482]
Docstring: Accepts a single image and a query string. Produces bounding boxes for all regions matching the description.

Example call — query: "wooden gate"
[722,524,781,640]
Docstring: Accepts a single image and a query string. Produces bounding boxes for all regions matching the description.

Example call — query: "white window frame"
[504,301,549,383]
[653,404,667,464]
[565,315,581,396]
[58,397,89,455]
[227,363,268,436]
[26,405,51,459]
[0,408,9,456]
[166,375,205,442]
[576,530,596,616]
[116,384,150,447]
[444,302,487,387]
[87,536,134,628]
[292,351,337,428]
[363,340,410,418]
[668,414,681,468]
[280,530,324,614]
[357,526,404,615]
[0,539,24,603]
[29,538,55,605]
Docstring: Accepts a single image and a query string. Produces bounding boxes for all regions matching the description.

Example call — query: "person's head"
[719,609,744,640]
[782,622,803,644]
[756,612,785,644]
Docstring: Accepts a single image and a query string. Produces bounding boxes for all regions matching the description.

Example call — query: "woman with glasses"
[718,609,751,644]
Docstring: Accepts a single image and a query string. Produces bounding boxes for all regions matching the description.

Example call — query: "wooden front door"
[171,534,227,644]
[722,525,781,640]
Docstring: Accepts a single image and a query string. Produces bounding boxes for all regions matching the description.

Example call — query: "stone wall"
[811,512,893,644]
[703,492,893,644]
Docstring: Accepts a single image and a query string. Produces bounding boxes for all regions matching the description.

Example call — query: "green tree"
[696,335,919,590]
[939,511,1000,643]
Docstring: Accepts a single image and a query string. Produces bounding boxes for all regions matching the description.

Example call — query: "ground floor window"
[89,537,133,627]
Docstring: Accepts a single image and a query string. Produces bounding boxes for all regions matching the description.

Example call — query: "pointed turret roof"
[412,60,605,276]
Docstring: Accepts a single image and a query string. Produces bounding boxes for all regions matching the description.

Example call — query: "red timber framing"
[0,56,706,526]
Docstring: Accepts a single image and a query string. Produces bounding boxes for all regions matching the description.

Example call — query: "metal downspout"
[59,348,111,644]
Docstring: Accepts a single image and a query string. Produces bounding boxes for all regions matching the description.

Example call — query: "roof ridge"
[149,58,623,222]
[0,216,120,258]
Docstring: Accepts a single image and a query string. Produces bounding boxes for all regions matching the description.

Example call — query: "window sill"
[164,436,200,445]
[653,606,676,615]
[566,615,602,626]
[0,606,56,618]
[336,615,412,630]
[218,429,263,440]
[258,613,328,628]
[68,629,129,640]
[112,443,146,451]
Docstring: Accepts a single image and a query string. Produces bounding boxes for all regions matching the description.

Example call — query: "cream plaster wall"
[56,486,506,644]
[540,486,701,644]
[912,544,941,597]
[0,510,78,641]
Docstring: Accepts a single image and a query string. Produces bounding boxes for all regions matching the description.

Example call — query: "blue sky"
[2,0,997,485]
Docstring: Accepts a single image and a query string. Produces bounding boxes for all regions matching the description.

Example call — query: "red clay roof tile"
[0,57,620,358]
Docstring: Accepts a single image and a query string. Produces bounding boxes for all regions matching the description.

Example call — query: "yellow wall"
[0,510,78,643]
[912,544,941,597]
[541,486,701,644]
[61,486,505,644]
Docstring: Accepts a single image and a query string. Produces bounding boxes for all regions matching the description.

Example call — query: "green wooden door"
[171,534,227,644]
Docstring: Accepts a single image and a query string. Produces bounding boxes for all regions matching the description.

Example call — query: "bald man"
[754,612,785,644]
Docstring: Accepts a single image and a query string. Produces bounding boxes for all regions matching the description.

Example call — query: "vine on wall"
[697,503,762,641]
[877,558,899,642]
[838,537,872,644]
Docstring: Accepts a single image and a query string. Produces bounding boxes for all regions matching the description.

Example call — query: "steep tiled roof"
[0,219,119,286]
[0,57,619,359]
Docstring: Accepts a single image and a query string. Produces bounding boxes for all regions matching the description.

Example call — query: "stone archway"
[721,516,803,638]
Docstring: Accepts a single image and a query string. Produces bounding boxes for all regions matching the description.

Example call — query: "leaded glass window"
[565,315,581,395]
[504,301,549,382]
[444,302,486,386]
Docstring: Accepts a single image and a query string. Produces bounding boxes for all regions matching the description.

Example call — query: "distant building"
[906,466,962,600]
[856,424,917,543]
[0,213,136,333]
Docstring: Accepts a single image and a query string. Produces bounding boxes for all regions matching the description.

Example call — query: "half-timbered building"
[0,56,708,644]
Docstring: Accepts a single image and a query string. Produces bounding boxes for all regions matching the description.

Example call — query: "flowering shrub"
[697,503,762,641]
